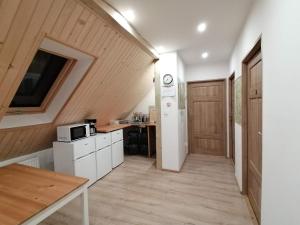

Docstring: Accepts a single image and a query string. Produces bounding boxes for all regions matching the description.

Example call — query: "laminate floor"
[40,154,256,225]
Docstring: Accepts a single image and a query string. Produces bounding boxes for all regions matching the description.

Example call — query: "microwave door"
[71,126,86,141]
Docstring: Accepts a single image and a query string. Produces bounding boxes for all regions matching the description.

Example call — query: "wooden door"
[247,52,262,221]
[188,80,226,156]
[229,74,235,163]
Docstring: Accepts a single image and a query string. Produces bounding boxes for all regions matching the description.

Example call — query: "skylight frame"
[7,49,77,115]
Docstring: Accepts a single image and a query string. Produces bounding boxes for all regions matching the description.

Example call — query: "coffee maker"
[85,119,97,136]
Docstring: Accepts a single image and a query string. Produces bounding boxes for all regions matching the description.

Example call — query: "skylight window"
[9,50,75,113]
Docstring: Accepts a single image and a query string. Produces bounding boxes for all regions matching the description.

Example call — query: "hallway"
[41,155,255,225]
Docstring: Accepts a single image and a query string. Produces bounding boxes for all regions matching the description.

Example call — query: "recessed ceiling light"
[202,52,209,59]
[156,46,165,53]
[197,22,207,33]
[123,9,135,22]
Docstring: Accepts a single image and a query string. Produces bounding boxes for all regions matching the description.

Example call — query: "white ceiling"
[106,0,254,65]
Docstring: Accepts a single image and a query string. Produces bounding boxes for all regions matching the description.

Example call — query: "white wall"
[230,0,300,224]
[160,52,187,171]
[185,61,231,157]
[185,61,229,82]
[126,85,155,119]
[177,56,188,168]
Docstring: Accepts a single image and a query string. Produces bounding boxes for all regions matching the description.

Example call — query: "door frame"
[241,37,262,195]
[228,73,235,163]
[187,79,227,156]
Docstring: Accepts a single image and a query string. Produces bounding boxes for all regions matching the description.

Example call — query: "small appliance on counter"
[57,124,90,142]
[132,112,149,123]
[85,119,97,136]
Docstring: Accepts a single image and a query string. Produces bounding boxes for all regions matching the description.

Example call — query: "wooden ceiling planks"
[0,0,156,161]
[80,0,158,59]
[0,0,40,113]
[1,0,55,115]
[0,0,21,43]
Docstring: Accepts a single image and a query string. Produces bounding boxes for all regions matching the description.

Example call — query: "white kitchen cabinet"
[95,129,124,172]
[112,139,124,168]
[111,129,124,168]
[95,133,113,179]
[96,145,112,179]
[53,137,97,186]
[53,129,124,185]
[74,152,97,186]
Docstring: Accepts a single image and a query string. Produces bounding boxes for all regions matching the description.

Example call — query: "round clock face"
[163,74,173,85]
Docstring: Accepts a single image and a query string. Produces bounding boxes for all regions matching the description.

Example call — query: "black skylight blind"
[10,50,68,108]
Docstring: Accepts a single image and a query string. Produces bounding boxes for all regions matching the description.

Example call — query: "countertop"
[97,122,156,133]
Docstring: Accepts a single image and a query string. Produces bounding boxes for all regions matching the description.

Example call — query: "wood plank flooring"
[40,154,256,225]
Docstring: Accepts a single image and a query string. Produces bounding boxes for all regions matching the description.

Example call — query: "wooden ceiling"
[0,0,156,160]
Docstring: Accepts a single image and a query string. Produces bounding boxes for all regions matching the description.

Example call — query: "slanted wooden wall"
[0,0,156,160]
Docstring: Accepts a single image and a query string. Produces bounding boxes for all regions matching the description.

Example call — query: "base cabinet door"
[74,153,97,186]
[112,140,124,168]
[96,146,112,179]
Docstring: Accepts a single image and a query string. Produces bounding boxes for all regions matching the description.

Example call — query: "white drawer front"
[111,129,123,143]
[95,133,111,150]
[73,138,95,159]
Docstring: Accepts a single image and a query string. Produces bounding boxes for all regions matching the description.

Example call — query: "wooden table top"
[0,164,88,225]
[97,123,156,133]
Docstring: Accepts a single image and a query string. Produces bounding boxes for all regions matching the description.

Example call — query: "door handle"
[258,131,262,136]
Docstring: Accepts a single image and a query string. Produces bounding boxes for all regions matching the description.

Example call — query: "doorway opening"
[228,73,235,164]
[187,79,227,156]
[242,38,262,223]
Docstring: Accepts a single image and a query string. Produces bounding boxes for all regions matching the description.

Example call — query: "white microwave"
[57,124,90,142]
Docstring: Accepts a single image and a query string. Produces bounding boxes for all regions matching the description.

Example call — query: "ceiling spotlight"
[123,9,135,22]
[202,52,209,59]
[156,46,165,53]
[197,22,207,33]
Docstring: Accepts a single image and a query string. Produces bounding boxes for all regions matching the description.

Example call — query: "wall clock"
[163,74,174,86]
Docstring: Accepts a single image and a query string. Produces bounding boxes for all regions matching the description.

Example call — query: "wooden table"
[0,164,89,225]
[97,123,156,157]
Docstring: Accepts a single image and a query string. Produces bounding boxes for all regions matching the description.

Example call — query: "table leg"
[81,188,89,225]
